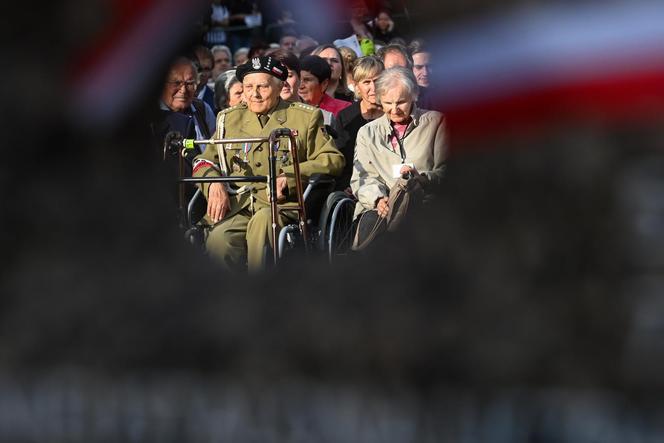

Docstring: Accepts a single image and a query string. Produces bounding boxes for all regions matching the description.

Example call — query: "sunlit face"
[356,72,380,105]
[298,70,327,105]
[242,72,280,114]
[383,51,408,69]
[412,52,431,88]
[228,82,244,106]
[280,36,297,52]
[380,83,414,124]
[318,47,342,82]
[376,12,391,31]
[212,50,232,81]
[281,69,300,101]
[162,63,197,112]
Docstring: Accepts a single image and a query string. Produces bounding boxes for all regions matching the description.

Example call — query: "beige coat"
[350,107,446,217]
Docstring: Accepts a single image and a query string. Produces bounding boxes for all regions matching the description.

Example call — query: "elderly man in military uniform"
[192,56,345,271]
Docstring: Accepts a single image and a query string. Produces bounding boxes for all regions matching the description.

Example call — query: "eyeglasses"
[167,80,197,89]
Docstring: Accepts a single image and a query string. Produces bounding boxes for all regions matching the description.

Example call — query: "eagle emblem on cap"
[252,57,261,69]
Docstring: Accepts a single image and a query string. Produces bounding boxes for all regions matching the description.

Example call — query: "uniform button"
[257,146,263,152]
[255,162,262,167]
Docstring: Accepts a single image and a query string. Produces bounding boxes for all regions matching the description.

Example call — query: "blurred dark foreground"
[2,122,664,441]
[2,0,664,441]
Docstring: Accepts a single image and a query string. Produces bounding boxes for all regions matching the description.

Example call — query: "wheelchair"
[276,176,356,263]
[171,129,356,266]
[182,174,356,264]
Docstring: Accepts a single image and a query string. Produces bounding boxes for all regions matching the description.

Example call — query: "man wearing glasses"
[155,57,217,226]
[160,57,217,149]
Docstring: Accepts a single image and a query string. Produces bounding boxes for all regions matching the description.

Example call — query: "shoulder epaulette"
[219,102,247,114]
[289,101,317,112]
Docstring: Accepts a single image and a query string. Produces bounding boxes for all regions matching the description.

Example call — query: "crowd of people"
[153,0,444,272]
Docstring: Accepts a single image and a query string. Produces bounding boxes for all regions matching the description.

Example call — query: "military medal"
[243,142,251,162]
[232,149,242,172]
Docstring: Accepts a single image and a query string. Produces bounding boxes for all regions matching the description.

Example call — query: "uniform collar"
[240,98,289,138]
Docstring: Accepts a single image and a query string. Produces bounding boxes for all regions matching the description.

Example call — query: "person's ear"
[321,78,329,91]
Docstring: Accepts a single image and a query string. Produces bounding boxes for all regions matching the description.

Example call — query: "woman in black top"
[332,56,385,191]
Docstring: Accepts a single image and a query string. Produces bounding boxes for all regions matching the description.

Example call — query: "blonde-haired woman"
[338,46,358,95]
[332,56,384,191]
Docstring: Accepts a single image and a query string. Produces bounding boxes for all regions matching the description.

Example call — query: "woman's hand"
[400,164,418,178]
[376,196,390,218]
[207,183,231,223]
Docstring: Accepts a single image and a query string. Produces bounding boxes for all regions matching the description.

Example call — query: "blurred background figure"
[312,44,354,102]
[348,0,372,41]
[204,0,230,47]
[214,69,243,110]
[279,30,298,52]
[377,43,412,69]
[226,0,262,52]
[192,45,217,111]
[295,35,318,57]
[211,45,233,83]
[265,8,299,44]
[233,46,249,65]
[367,9,401,45]
[247,41,270,58]
[338,46,358,95]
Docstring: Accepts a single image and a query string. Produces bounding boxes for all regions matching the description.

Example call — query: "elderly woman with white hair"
[350,66,446,247]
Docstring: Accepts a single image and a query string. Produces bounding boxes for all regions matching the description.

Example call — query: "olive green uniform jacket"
[193,99,345,224]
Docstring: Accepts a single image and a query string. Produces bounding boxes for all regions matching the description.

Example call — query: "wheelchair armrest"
[303,174,336,203]
[187,188,203,226]
[308,173,336,186]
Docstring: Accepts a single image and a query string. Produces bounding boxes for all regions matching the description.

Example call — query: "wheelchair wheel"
[277,223,305,258]
[318,192,351,252]
[327,197,356,263]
